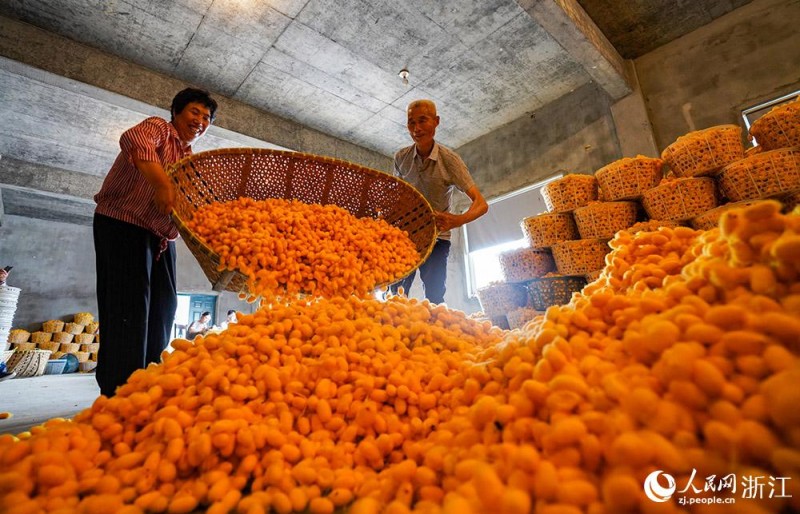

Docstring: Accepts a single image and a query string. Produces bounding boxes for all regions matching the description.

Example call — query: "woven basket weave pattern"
[717,148,800,202]
[169,149,437,294]
[642,178,718,221]
[662,125,744,177]
[750,99,800,151]
[573,202,638,240]
[527,276,587,311]
[595,157,663,201]
[520,213,578,249]
[7,349,51,378]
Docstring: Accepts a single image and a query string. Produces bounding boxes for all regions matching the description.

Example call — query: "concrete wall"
[458,83,621,199]
[0,214,254,331]
[635,0,800,150]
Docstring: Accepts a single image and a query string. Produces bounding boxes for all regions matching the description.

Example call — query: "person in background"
[93,88,217,397]
[0,267,9,286]
[186,311,211,339]
[220,309,238,330]
[390,99,488,304]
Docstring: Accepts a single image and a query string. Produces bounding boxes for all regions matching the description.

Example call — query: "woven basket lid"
[168,148,438,295]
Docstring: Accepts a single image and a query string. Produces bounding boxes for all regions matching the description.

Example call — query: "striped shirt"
[393,141,476,241]
[94,117,191,240]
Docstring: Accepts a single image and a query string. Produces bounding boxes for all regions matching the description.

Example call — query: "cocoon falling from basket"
[642,177,718,221]
[186,197,422,300]
[542,174,598,212]
[498,247,555,282]
[717,147,800,202]
[520,212,578,249]
[750,97,800,150]
[573,201,638,240]
[661,124,744,177]
[594,155,663,201]
[476,282,528,318]
[551,239,611,275]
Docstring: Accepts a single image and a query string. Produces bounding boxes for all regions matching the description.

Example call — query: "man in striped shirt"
[93,88,217,397]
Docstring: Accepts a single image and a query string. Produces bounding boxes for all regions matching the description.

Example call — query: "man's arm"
[434,185,488,233]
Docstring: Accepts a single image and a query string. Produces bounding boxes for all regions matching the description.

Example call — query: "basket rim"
[521,212,572,222]
[595,155,663,174]
[720,145,800,170]
[166,147,439,294]
[573,201,637,213]
[552,238,610,248]
[646,176,715,193]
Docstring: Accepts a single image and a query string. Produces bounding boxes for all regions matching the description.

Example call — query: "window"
[463,175,562,296]
[742,90,800,145]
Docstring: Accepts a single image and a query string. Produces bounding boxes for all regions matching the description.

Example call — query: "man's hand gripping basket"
[168,149,437,295]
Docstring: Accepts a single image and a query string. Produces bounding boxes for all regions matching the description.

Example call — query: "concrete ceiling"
[0,0,631,158]
[577,0,753,59]
[0,0,748,225]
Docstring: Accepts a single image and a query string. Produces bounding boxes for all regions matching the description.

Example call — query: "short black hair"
[171,88,218,122]
[201,311,211,317]
[227,310,236,315]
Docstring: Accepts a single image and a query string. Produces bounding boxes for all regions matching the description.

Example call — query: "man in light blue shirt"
[391,100,488,303]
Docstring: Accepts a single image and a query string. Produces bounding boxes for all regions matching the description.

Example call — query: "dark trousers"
[390,239,451,304]
[93,214,177,397]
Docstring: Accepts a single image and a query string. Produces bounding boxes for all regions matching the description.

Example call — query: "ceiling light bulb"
[398,69,409,86]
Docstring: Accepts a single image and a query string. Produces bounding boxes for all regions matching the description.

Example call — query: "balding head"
[408,99,437,117]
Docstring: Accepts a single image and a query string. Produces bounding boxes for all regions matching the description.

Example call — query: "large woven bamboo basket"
[661,125,744,177]
[7,349,51,378]
[750,97,800,151]
[168,148,437,294]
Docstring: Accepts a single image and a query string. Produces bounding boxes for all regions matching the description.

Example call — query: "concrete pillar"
[609,61,659,158]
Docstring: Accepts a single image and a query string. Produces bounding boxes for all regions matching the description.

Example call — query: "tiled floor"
[0,372,100,435]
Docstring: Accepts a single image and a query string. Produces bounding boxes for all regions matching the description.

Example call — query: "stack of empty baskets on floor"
[7,313,100,376]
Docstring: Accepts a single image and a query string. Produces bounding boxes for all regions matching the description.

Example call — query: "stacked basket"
[0,286,21,352]
[646,99,800,229]
[717,98,800,214]
[7,313,100,373]
[538,175,614,300]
